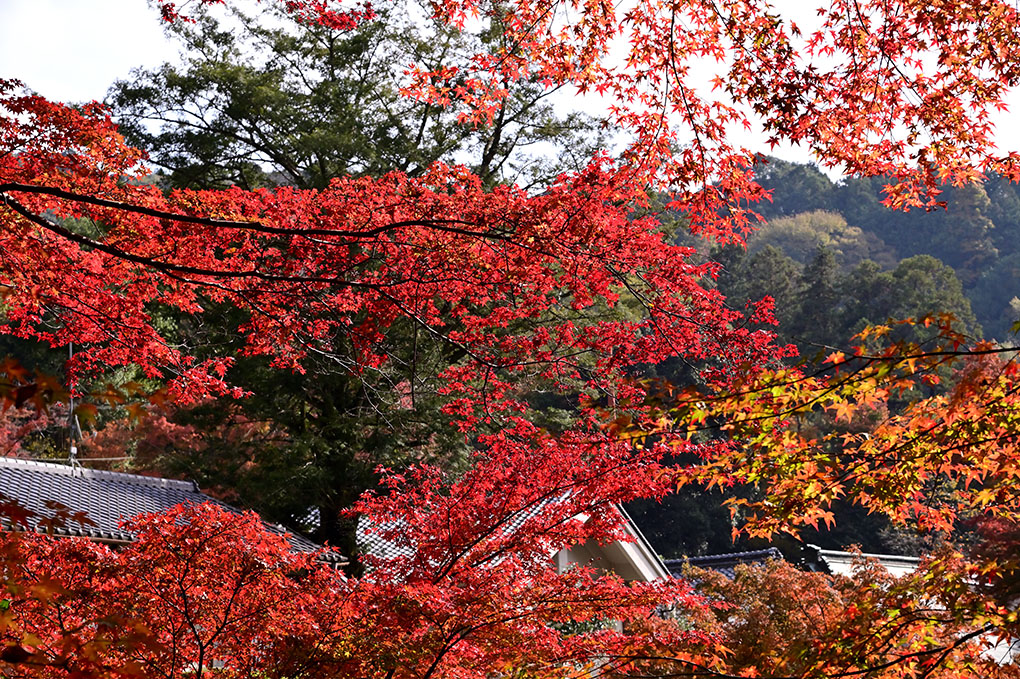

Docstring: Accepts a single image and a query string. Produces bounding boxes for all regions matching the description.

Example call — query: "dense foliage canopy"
[3,0,1020,677]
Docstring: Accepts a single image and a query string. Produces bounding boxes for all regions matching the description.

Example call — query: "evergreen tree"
[754,158,835,219]
[927,183,999,285]
[110,1,603,190]
[789,247,841,350]
[721,245,802,330]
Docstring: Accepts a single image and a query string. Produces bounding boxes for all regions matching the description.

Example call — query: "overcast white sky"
[1,0,1018,172]
[0,1,177,102]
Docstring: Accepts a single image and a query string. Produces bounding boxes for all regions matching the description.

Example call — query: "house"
[0,456,345,565]
[358,503,671,583]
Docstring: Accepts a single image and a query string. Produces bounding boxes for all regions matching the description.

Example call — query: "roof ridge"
[615,504,671,580]
[815,548,921,564]
[0,457,198,492]
[664,547,783,564]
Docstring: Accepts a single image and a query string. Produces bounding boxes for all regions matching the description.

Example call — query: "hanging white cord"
[68,342,81,473]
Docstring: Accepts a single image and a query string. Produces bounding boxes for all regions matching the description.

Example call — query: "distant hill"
[751,158,1020,341]
[628,160,1018,560]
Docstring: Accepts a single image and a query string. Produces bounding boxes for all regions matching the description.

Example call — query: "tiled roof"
[357,492,571,563]
[803,544,919,576]
[0,457,343,563]
[357,517,414,562]
[357,497,671,584]
[664,547,784,579]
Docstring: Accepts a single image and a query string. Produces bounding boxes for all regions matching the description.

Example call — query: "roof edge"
[0,457,198,492]
[616,504,672,581]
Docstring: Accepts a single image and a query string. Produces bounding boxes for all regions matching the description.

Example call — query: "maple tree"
[0,67,769,679]
[629,317,1020,675]
[0,503,353,678]
[635,558,1020,679]
[101,0,614,551]
[0,499,706,679]
[3,0,1020,677]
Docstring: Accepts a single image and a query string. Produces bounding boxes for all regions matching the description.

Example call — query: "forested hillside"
[744,159,1019,342]
[628,159,1020,559]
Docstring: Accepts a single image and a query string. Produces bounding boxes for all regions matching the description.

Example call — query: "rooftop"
[664,547,784,579]
[0,457,343,563]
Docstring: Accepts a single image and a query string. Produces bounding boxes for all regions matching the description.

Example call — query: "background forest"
[631,160,1020,560]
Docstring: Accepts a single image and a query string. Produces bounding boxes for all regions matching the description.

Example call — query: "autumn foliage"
[668,558,1020,679]
[0,70,742,679]
[0,504,349,678]
[4,0,1020,677]
[0,500,708,679]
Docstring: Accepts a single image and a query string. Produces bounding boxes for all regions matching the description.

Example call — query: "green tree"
[754,158,835,219]
[985,172,1020,256]
[885,255,981,335]
[100,0,614,558]
[787,247,841,349]
[927,183,999,285]
[840,255,981,340]
[969,254,1020,340]
[716,245,802,331]
[110,1,603,190]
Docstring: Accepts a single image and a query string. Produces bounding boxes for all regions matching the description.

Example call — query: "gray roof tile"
[357,491,574,563]
[0,457,343,563]
[664,547,783,580]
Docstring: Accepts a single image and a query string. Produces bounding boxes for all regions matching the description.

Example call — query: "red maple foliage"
[0,501,707,679]
[654,558,1020,679]
[4,0,1020,676]
[0,72,758,679]
[0,504,352,678]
